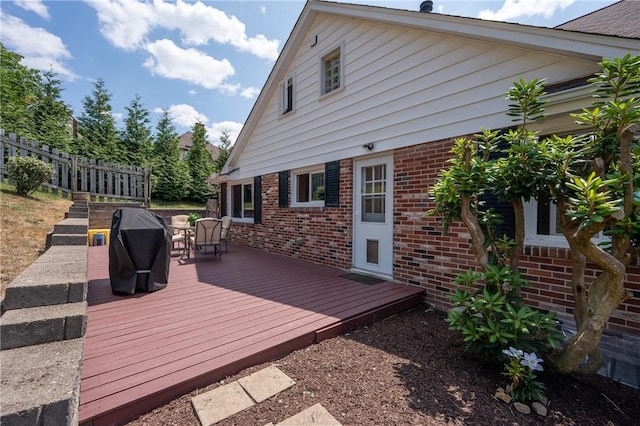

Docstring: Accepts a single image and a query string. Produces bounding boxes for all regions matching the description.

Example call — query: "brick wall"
[221,140,639,337]
[228,159,354,270]
[393,138,640,338]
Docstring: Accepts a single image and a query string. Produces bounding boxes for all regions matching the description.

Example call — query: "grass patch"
[150,199,206,209]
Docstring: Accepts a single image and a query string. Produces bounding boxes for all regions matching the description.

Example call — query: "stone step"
[66,210,89,218]
[69,204,89,212]
[1,246,87,311]
[0,338,84,425]
[0,302,87,350]
[50,234,88,246]
[53,218,89,235]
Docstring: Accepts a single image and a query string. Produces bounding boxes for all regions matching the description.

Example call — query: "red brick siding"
[394,139,640,338]
[227,159,353,270]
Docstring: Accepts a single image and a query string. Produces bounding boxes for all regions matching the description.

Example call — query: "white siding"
[232,15,602,180]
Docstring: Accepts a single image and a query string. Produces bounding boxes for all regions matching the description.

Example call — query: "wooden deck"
[79,243,425,425]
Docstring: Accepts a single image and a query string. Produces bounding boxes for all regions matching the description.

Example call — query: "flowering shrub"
[446,267,562,358]
[502,346,545,403]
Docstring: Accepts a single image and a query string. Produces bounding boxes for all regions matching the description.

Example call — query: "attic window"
[321,44,344,95]
[281,73,295,115]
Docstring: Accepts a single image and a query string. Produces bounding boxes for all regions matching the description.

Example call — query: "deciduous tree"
[430,55,640,375]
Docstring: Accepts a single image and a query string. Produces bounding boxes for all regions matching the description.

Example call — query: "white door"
[352,155,394,278]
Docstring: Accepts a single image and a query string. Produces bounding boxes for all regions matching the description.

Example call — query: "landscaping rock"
[532,401,548,416]
[494,389,511,404]
[514,402,531,414]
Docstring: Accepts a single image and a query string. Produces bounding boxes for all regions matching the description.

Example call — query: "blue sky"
[0,0,618,145]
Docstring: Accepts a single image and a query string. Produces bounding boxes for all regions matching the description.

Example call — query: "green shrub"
[6,156,54,196]
[445,266,563,359]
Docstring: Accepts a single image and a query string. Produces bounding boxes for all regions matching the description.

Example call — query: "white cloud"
[478,0,575,21]
[154,104,209,129]
[240,87,260,99]
[144,39,234,89]
[153,0,280,61]
[188,89,197,96]
[208,121,243,145]
[87,0,157,51]
[14,0,50,19]
[259,5,266,15]
[0,14,77,80]
[90,0,280,60]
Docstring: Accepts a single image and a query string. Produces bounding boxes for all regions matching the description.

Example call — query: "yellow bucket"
[88,229,111,246]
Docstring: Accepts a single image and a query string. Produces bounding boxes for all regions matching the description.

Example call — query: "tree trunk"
[554,271,628,374]
[509,198,525,271]
[460,196,488,270]
[554,227,630,373]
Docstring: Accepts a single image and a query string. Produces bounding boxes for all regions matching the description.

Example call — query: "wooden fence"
[0,130,151,204]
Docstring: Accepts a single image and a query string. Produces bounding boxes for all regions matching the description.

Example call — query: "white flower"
[521,352,544,371]
[502,346,523,359]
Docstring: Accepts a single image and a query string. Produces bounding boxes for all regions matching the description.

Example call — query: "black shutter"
[253,176,262,224]
[325,161,340,207]
[278,170,289,207]
[220,183,227,216]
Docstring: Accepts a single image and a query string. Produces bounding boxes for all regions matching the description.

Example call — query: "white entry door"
[352,155,394,278]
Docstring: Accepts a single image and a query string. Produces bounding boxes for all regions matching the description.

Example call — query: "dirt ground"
[0,186,72,300]
[128,306,640,426]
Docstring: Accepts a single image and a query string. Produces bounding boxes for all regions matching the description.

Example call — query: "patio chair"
[187,218,222,259]
[220,216,232,252]
[170,215,189,251]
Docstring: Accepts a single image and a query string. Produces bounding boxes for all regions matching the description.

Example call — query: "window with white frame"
[524,193,608,248]
[321,44,343,95]
[281,74,295,115]
[231,181,254,220]
[292,167,325,207]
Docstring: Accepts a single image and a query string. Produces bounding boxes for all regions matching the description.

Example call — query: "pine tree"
[120,94,152,166]
[152,109,190,201]
[75,78,119,160]
[31,69,73,151]
[186,122,214,203]
[212,129,232,173]
[0,43,40,138]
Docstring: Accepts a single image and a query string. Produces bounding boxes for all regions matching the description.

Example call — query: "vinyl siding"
[232,14,600,180]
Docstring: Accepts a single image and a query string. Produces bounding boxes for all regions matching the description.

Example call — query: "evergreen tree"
[31,69,73,151]
[75,78,119,160]
[152,109,190,201]
[212,129,232,173]
[0,43,40,138]
[186,122,214,203]
[120,94,152,166]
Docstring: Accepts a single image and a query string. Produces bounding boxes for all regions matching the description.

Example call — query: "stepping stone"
[276,403,342,425]
[191,381,255,426]
[238,365,295,403]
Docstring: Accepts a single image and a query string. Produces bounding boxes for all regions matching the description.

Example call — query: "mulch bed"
[128,305,640,426]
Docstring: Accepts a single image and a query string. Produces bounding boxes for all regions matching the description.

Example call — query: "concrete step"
[50,234,88,246]
[0,338,84,425]
[53,218,88,235]
[66,211,89,219]
[1,246,87,311]
[69,204,89,212]
[0,302,87,350]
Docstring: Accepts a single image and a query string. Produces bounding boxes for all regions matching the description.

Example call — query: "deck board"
[79,243,424,425]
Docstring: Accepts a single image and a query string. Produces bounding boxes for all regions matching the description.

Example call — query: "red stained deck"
[79,243,425,425]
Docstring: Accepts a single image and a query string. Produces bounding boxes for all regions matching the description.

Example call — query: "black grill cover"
[109,208,171,295]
